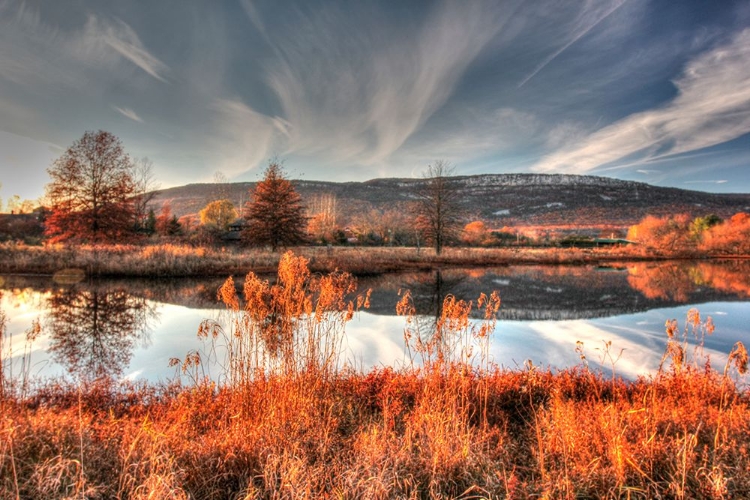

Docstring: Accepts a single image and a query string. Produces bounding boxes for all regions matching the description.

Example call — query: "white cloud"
[205,99,288,178]
[532,29,750,175]
[113,106,143,123]
[518,0,630,88]
[258,0,513,166]
[77,15,169,82]
[0,5,168,90]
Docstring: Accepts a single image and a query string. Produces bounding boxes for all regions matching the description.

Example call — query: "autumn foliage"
[199,199,238,232]
[627,211,750,255]
[699,212,750,254]
[45,131,137,244]
[243,162,307,251]
[2,253,750,498]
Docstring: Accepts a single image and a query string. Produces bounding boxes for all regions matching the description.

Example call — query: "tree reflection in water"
[627,260,750,302]
[46,285,157,380]
[400,270,465,349]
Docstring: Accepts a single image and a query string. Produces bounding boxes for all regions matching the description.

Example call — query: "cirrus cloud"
[532,29,750,175]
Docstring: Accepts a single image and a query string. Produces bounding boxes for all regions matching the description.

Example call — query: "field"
[0,242,700,279]
[1,252,748,499]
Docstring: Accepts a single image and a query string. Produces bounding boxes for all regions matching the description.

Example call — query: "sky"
[1,0,750,205]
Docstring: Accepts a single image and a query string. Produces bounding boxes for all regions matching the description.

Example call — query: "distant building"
[223,218,248,242]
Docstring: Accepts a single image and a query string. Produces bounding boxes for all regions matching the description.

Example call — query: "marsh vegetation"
[1,252,749,498]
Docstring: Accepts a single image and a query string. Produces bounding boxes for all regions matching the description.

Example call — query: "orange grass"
[1,252,749,499]
[0,241,684,278]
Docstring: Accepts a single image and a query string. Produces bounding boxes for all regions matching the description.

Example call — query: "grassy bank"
[2,364,749,499]
[0,242,715,278]
[2,252,748,498]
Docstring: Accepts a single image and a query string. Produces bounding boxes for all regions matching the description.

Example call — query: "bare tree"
[133,157,160,233]
[414,160,462,255]
[212,171,232,202]
[307,193,338,242]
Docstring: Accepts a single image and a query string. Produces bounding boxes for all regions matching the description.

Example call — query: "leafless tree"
[133,156,160,233]
[414,160,462,255]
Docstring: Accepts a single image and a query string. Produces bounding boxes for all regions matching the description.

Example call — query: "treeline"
[19,131,463,255]
[627,212,750,255]
[6,129,750,257]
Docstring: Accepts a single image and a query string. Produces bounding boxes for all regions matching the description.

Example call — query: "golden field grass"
[0,242,689,278]
[2,252,749,499]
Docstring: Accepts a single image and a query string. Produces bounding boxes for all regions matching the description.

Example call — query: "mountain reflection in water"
[359,259,750,321]
[0,259,748,381]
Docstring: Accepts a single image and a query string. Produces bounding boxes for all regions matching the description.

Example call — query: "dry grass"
[2,252,749,499]
[0,242,674,278]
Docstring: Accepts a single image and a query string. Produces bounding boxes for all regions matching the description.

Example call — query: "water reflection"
[398,270,465,345]
[358,259,750,321]
[46,285,158,380]
[0,259,748,382]
[627,261,750,301]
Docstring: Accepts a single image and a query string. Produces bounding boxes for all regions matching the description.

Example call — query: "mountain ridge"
[148,173,750,231]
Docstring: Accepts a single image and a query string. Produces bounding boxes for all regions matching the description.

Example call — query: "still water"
[2,259,749,383]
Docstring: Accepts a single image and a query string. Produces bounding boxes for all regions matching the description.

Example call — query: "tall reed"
[1,255,749,498]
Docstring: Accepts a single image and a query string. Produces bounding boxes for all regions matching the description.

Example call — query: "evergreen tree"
[145,209,157,235]
[243,162,307,251]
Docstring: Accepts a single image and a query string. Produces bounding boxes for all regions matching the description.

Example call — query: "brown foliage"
[45,131,136,244]
[243,162,307,251]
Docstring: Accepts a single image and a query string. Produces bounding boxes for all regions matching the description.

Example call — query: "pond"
[2,259,749,383]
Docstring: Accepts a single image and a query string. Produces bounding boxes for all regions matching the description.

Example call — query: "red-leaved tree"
[243,162,307,251]
[45,131,136,243]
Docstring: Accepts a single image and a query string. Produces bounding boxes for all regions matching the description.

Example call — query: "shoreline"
[1,243,748,278]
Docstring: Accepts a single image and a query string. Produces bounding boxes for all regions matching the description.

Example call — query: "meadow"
[0,242,679,278]
[1,252,748,499]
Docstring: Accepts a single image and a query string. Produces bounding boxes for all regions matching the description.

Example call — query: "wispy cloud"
[205,99,288,179]
[518,0,630,88]
[253,0,514,166]
[78,16,169,82]
[532,28,750,175]
[684,179,728,184]
[112,106,143,123]
[393,106,541,170]
[0,4,167,90]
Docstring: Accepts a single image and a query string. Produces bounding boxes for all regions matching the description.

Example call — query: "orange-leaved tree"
[243,162,307,251]
[626,214,693,252]
[700,212,750,254]
[461,220,488,246]
[45,130,136,243]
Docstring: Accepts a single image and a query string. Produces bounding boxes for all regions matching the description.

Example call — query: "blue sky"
[1,0,749,204]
